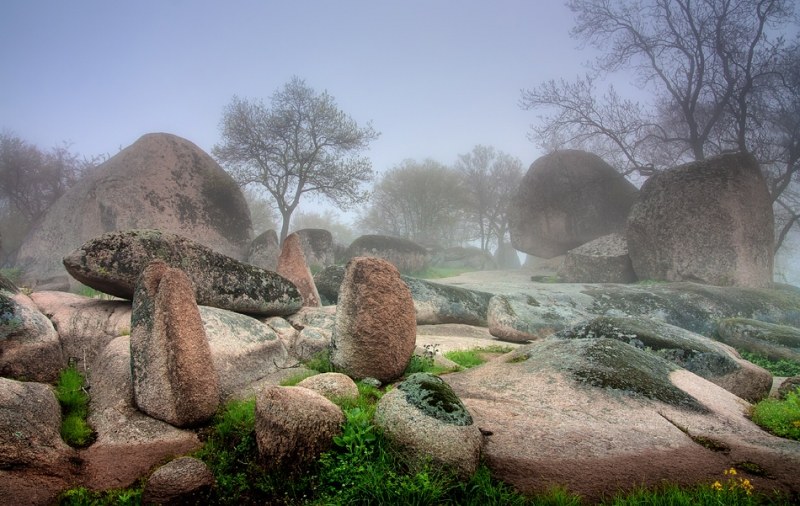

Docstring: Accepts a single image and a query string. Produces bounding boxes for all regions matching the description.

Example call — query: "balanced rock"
[509,150,638,258]
[277,232,321,307]
[63,229,302,316]
[142,457,215,506]
[374,373,482,478]
[344,234,429,275]
[255,385,344,472]
[130,261,219,427]
[716,318,800,363]
[15,132,252,289]
[627,152,773,288]
[247,229,281,271]
[558,233,637,283]
[331,257,417,382]
[297,372,359,402]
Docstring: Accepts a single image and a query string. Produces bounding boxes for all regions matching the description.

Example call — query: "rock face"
[294,228,335,270]
[446,338,800,500]
[374,373,482,478]
[331,257,417,382]
[142,457,215,506]
[255,385,344,472]
[627,152,773,288]
[15,132,252,289]
[247,229,281,271]
[555,316,772,402]
[130,261,219,427]
[716,318,800,362]
[558,233,637,283]
[276,232,321,307]
[344,234,429,274]
[63,229,302,316]
[0,289,63,383]
[509,150,638,259]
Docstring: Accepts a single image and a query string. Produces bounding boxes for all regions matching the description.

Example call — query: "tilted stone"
[277,232,321,307]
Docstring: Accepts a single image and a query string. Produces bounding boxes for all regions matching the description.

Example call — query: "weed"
[304,349,336,373]
[59,486,143,505]
[739,351,800,377]
[443,345,512,369]
[280,370,318,386]
[751,388,800,440]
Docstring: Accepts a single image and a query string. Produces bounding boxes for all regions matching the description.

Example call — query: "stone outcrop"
[555,316,773,402]
[0,289,63,383]
[375,373,482,478]
[627,152,773,288]
[247,229,281,271]
[276,232,321,307]
[297,372,359,402]
[716,318,800,363]
[255,385,344,472]
[446,338,800,501]
[344,234,429,274]
[487,293,589,343]
[331,257,417,382]
[130,261,219,427]
[142,457,215,506]
[15,132,252,290]
[63,229,302,316]
[509,150,638,258]
[557,233,637,283]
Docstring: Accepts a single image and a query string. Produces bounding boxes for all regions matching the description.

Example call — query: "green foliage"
[443,347,513,369]
[751,388,800,441]
[279,370,318,386]
[304,349,337,373]
[56,365,94,447]
[0,267,22,284]
[59,486,142,505]
[73,283,114,300]
[739,351,800,377]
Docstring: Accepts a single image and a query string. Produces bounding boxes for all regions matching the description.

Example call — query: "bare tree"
[213,77,379,243]
[358,159,468,246]
[455,145,524,253]
[521,0,799,251]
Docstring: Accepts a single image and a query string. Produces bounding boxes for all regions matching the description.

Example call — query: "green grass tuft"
[279,370,318,386]
[739,351,800,377]
[59,486,142,505]
[751,388,800,441]
[55,365,94,447]
[442,345,514,370]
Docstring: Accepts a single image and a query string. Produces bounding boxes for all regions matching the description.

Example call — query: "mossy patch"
[397,373,473,426]
[0,293,23,336]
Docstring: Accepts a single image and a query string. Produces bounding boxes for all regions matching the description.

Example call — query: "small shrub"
[739,351,800,377]
[751,388,800,441]
[61,412,93,447]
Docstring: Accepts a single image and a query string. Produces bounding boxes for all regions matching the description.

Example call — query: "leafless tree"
[213,77,379,243]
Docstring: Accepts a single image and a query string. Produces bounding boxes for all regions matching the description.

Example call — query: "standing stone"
[130,261,219,427]
[277,233,321,307]
[509,150,638,258]
[255,385,343,472]
[331,257,417,382]
[627,152,773,288]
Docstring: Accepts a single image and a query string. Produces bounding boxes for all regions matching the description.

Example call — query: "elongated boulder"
[63,229,302,316]
[130,261,219,427]
[331,257,417,382]
[716,318,800,362]
[276,232,321,307]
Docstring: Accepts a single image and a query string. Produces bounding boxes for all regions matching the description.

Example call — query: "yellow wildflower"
[740,478,754,495]
[711,481,723,491]
[724,468,737,476]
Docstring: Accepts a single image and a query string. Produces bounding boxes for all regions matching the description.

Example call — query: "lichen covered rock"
[0,289,63,382]
[716,318,800,363]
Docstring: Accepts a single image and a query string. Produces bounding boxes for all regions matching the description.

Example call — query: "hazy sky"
[1,1,594,177]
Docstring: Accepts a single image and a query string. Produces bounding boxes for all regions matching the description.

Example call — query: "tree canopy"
[213,77,379,243]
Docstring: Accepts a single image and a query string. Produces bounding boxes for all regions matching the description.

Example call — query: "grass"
[59,486,142,505]
[751,387,800,441]
[739,351,800,377]
[444,345,515,369]
[55,365,94,447]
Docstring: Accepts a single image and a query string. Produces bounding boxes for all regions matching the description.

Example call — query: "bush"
[751,388,800,441]
[739,351,800,377]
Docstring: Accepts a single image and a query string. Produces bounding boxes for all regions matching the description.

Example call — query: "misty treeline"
[0,132,104,265]
[521,0,800,252]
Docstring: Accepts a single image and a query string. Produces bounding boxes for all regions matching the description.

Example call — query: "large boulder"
[15,133,252,290]
[374,373,482,478]
[344,234,429,275]
[446,338,800,500]
[331,257,417,383]
[294,228,336,270]
[557,233,637,283]
[627,152,773,288]
[255,385,344,472]
[63,229,302,316]
[247,229,281,271]
[0,289,63,383]
[276,232,321,307]
[130,261,219,427]
[509,150,638,258]
[716,318,800,362]
[555,316,773,402]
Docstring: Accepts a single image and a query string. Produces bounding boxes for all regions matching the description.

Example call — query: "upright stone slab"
[276,232,321,307]
[130,261,219,427]
[331,257,417,382]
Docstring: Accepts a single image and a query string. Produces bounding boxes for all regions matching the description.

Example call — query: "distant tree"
[358,159,468,246]
[455,145,524,253]
[521,0,800,251]
[213,77,379,243]
[290,209,356,246]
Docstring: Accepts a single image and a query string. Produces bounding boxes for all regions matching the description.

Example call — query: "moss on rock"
[397,373,473,426]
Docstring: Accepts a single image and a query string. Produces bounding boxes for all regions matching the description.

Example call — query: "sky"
[0,0,592,179]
